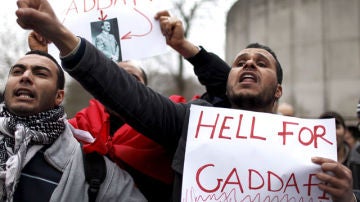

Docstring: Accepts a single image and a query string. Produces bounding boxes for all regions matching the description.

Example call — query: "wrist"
[53,25,80,57]
[60,37,81,59]
[174,39,200,58]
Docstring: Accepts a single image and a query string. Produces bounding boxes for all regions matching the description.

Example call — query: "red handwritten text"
[193,110,333,148]
[195,163,330,200]
[278,121,333,148]
[63,0,153,16]
[195,111,266,141]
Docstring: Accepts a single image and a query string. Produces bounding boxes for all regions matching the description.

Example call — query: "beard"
[227,87,277,111]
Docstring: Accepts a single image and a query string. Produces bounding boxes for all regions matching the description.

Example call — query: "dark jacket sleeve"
[187,47,231,108]
[61,38,187,153]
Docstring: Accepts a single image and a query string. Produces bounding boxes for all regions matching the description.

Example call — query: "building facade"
[226,0,360,121]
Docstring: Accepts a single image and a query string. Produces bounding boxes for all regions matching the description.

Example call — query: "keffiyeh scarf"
[0,105,65,202]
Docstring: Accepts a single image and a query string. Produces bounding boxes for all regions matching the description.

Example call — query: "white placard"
[182,105,337,201]
[48,0,171,61]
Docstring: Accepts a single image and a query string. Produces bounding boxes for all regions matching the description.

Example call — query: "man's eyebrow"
[32,65,52,73]
[255,52,272,60]
[237,53,249,58]
[10,64,26,70]
[10,64,52,74]
[237,52,269,60]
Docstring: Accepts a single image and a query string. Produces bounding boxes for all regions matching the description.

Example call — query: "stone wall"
[226,0,360,121]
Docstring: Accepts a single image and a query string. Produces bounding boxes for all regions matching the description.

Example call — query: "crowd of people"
[0,0,358,201]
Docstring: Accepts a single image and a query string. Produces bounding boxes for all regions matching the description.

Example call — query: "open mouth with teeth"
[240,73,257,83]
[15,90,35,99]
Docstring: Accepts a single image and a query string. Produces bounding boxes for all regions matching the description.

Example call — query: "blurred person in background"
[277,102,295,116]
[320,111,360,189]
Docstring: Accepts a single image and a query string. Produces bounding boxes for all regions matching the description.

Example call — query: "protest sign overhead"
[48,0,171,61]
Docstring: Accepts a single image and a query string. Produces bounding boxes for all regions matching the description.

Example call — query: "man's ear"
[275,84,282,100]
[55,90,65,106]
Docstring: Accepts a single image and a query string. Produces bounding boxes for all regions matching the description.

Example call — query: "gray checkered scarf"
[0,104,65,202]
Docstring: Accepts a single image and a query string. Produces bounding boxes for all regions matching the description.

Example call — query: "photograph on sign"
[91,18,122,62]
[48,0,169,62]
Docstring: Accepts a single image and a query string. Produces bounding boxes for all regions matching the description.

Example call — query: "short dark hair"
[120,60,148,86]
[140,67,148,85]
[25,50,65,90]
[100,20,110,28]
[348,125,360,139]
[246,43,283,84]
[319,111,346,128]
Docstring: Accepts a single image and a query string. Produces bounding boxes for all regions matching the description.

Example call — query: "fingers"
[16,0,79,56]
[312,157,352,179]
[312,157,354,201]
[161,17,176,38]
[32,31,51,44]
[154,10,179,37]
[312,156,337,164]
[16,18,29,30]
[16,0,29,9]
[154,10,171,20]
[16,0,61,38]
[159,16,183,40]
[28,31,49,52]
[15,5,40,30]
[15,0,34,30]
[155,9,186,49]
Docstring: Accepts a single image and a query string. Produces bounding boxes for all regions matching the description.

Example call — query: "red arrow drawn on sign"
[121,8,153,40]
[98,10,108,21]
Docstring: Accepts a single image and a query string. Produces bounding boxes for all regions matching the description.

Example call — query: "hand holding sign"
[312,157,354,202]
[155,10,201,59]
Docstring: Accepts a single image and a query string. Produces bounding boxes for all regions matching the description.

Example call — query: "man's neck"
[232,105,275,114]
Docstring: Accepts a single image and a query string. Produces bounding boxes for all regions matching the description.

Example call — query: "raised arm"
[155,10,231,107]
[16,0,189,151]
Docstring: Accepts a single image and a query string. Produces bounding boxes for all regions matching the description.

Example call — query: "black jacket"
[62,38,230,202]
[62,38,360,202]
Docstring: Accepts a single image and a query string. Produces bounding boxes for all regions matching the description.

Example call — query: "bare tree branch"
[166,0,219,96]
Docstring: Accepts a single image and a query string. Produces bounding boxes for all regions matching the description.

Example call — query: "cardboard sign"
[48,0,171,61]
[182,105,337,201]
